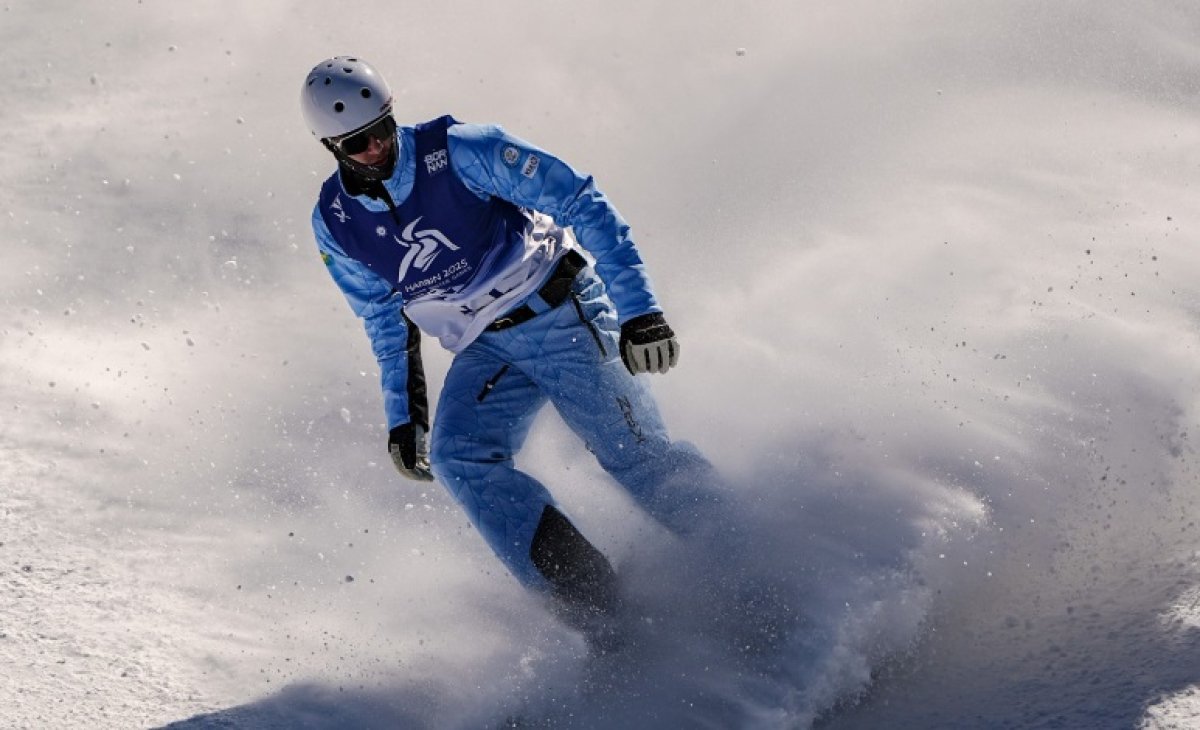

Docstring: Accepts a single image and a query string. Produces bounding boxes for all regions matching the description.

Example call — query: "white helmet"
[301,56,393,140]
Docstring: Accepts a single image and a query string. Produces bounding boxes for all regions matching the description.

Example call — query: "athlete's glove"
[619,312,679,375]
[388,423,434,482]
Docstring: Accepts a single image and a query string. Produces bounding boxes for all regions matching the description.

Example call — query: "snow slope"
[2,1,1199,728]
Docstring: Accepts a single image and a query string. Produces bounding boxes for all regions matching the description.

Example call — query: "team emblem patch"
[502,145,521,167]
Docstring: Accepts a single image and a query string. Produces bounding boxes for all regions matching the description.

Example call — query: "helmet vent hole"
[361,88,372,98]
[334,102,345,113]
[348,57,357,62]
[307,78,315,86]
[324,77,331,85]
[343,67,353,73]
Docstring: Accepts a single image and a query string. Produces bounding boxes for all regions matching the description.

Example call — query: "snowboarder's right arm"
[311,207,430,441]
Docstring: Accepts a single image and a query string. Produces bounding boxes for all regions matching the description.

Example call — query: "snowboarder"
[301,56,717,643]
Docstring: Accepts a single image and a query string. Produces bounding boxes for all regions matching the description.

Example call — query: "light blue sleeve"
[311,205,414,429]
[447,123,661,324]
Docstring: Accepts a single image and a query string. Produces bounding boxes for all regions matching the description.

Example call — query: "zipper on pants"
[570,294,608,358]
[476,364,510,402]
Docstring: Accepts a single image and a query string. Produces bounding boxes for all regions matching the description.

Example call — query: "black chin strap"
[335,144,397,191]
[338,159,403,226]
[338,159,382,197]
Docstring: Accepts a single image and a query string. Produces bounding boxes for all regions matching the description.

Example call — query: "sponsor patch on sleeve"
[320,251,333,266]
[521,153,540,179]
[502,145,521,167]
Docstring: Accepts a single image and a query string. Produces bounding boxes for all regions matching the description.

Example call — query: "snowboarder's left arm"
[446,124,662,326]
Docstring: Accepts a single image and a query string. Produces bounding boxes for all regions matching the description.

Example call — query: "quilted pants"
[429,267,716,590]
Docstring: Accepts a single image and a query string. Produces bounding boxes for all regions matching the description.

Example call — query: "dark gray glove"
[388,423,433,481]
[619,313,680,375]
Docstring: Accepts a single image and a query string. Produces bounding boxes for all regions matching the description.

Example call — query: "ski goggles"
[330,114,396,156]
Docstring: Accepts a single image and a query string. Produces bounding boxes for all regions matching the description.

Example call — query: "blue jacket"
[311,118,662,429]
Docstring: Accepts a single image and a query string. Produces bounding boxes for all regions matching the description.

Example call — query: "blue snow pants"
[429,267,717,590]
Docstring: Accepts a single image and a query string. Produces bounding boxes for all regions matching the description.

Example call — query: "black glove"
[619,312,680,375]
[388,423,433,481]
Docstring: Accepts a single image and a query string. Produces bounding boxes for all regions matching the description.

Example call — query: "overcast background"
[2,1,1199,728]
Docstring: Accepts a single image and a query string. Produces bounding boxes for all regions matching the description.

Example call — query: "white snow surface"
[2,1,1200,728]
